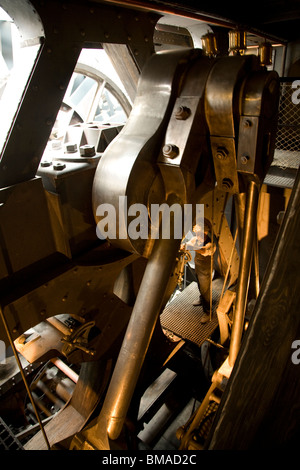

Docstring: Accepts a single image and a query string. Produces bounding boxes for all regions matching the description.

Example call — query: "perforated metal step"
[160,279,223,347]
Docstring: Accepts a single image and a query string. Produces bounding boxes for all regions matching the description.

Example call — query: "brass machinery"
[0,46,280,449]
[74,49,279,449]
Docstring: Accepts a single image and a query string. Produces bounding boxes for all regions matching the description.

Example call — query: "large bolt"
[80,144,96,157]
[241,155,250,165]
[216,147,228,160]
[53,162,66,171]
[51,139,62,150]
[175,106,191,120]
[64,142,78,153]
[221,178,233,190]
[162,144,179,159]
[40,161,52,167]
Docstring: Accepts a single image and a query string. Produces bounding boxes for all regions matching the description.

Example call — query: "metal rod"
[281,44,287,77]
[234,192,246,251]
[94,236,180,443]
[50,357,79,383]
[103,0,236,28]
[253,229,260,298]
[0,305,51,450]
[228,180,259,367]
[219,228,238,302]
[210,191,214,321]
[103,0,286,44]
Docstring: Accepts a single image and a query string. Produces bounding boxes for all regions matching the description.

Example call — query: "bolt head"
[64,142,78,153]
[53,162,66,171]
[80,144,96,157]
[221,178,233,190]
[175,106,191,120]
[162,144,179,159]
[241,155,249,165]
[40,160,52,167]
[216,147,228,160]
[52,139,62,150]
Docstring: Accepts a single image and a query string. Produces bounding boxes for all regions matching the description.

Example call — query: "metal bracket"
[61,321,96,357]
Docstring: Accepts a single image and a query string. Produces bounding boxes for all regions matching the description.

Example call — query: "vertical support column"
[229,180,259,367]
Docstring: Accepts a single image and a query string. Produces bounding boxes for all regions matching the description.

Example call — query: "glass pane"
[94,88,127,124]
[0,7,40,152]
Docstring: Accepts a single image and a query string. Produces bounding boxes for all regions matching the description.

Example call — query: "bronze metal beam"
[228,179,259,367]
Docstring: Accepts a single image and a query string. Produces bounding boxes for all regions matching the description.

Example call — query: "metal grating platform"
[0,417,23,450]
[160,279,223,347]
[264,149,300,189]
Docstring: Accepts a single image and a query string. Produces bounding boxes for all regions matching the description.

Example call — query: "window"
[0,6,41,152]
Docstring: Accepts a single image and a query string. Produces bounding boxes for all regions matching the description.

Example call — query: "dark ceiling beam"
[98,0,292,43]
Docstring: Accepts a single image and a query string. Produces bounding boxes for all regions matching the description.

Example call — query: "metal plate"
[160,279,223,347]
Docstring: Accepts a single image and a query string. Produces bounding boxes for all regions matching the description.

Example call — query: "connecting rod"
[92,236,180,446]
[228,180,259,367]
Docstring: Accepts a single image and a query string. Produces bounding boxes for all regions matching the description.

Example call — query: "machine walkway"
[160,279,223,348]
